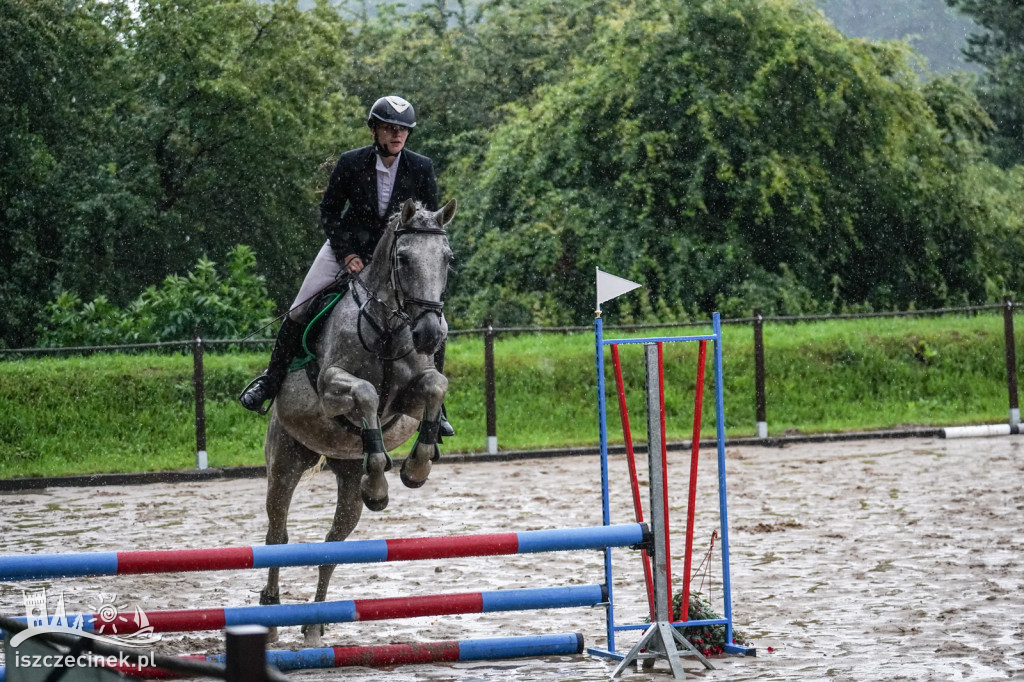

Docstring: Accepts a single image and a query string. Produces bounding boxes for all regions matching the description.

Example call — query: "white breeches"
[289,241,341,321]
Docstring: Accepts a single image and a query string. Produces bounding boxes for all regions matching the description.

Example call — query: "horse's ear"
[400,198,417,225]
[437,199,457,227]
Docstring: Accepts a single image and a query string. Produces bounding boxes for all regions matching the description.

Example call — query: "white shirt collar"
[375,151,401,174]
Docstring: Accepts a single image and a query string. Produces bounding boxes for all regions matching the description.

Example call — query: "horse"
[258,198,456,647]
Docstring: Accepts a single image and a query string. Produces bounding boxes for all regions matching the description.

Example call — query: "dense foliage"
[444,0,1022,324]
[1,0,360,347]
[2,0,1024,343]
[946,0,1024,167]
[35,245,275,347]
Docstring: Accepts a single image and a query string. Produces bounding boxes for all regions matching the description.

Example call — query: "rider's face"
[373,123,410,155]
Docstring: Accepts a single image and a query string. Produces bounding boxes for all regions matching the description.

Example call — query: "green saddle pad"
[289,288,345,371]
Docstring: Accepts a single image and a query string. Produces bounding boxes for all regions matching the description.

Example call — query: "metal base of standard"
[610,621,715,679]
[724,642,757,656]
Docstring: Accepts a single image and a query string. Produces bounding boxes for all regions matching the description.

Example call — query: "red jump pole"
[610,344,655,619]
[681,340,708,620]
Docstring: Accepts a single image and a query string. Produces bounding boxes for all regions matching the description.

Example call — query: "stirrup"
[439,418,455,438]
[239,374,275,415]
[439,410,455,438]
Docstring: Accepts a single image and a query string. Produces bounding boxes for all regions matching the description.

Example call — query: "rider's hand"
[344,255,364,274]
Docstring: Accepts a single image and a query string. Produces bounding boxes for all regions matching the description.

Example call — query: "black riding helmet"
[367,96,417,129]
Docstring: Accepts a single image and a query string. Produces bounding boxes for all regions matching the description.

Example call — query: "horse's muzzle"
[411,312,445,355]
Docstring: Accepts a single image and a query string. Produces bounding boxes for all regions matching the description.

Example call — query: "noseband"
[351,225,448,360]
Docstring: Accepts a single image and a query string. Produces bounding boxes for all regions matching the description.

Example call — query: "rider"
[239,95,455,437]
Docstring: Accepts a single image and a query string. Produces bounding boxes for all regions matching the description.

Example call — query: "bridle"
[351,224,449,361]
[389,224,448,322]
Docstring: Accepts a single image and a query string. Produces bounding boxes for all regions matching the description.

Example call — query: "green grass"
[0,312,1017,478]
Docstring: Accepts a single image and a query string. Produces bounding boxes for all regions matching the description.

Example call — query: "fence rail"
[2,300,1021,465]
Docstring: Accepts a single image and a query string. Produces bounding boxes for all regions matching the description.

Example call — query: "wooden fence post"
[192,332,208,469]
[484,321,498,454]
[753,309,767,439]
[1003,296,1019,430]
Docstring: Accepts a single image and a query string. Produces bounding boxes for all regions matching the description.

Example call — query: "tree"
[1,0,363,348]
[444,0,1015,326]
[91,0,365,304]
[0,0,122,348]
[946,0,1024,166]
[335,0,619,173]
[36,245,275,346]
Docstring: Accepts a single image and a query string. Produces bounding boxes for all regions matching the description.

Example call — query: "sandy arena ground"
[1,436,1023,680]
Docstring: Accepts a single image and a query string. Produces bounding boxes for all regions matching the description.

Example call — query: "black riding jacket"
[319,145,439,264]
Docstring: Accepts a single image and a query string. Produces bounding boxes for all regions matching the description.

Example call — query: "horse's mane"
[385,200,429,230]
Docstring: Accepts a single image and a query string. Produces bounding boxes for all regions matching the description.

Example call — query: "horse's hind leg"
[302,458,363,649]
[260,414,320,642]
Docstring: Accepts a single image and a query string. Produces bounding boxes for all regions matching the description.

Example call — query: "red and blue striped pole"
[0,523,647,582]
[258,633,584,669]
[10,585,606,635]
[3,633,585,680]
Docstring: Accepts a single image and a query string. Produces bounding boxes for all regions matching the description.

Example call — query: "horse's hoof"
[360,473,389,511]
[400,441,438,488]
[362,490,389,511]
[301,623,325,648]
[400,457,431,489]
[266,626,280,644]
[400,466,428,489]
[361,452,390,511]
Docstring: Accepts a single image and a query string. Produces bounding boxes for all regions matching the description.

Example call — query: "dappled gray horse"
[259,198,456,646]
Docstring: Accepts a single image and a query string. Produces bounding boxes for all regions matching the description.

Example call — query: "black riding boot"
[239,317,305,414]
[434,341,455,437]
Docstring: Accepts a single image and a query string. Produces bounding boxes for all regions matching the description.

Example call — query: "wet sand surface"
[2,436,1023,680]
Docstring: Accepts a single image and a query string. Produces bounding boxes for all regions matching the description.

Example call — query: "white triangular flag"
[596,267,642,311]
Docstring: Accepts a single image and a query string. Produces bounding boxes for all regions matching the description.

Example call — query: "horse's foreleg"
[320,366,391,511]
[302,459,363,648]
[395,370,449,489]
[261,416,320,642]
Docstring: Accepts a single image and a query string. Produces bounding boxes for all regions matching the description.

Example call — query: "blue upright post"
[713,313,747,655]
[594,313,617,654]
